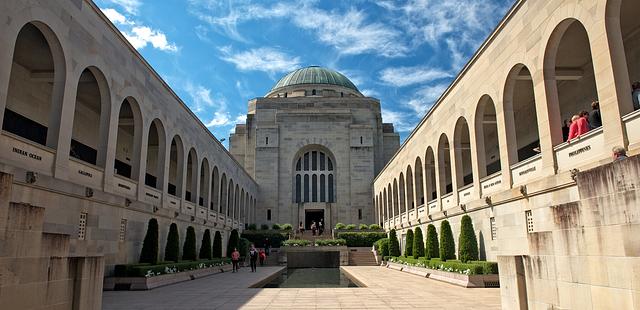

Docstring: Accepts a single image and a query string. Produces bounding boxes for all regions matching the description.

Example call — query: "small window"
[525,210,533,233]
[284,93,288,98]
[358,209,362,220]
[312,89,316,96]
[360,136,363,145]
[267,209,272,221]
[490,217,496,240]
[265,137,269,145]
[78,212,88,240]
[341,92,344,97]
[119,219,127,242]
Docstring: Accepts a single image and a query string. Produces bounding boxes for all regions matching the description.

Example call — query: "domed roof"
[270,66,359,92]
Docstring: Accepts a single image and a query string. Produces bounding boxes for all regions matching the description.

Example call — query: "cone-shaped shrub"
[412,227,425,259]
[212,231,222,258]
[139,218,159,264]
[164,223,180,262]
[388,229,401,257]
[425,224,439,260]
[404,229,413,257]
[439,220,456,261]
[182,226,197,261]
[380,238,390,257]
[226,229,240,257]
[199,229,212,260]
[458,215,479,263]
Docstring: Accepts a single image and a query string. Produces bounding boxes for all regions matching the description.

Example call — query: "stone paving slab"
[103,266,501,309]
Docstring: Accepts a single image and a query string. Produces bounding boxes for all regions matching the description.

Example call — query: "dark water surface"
[262,268,359,288]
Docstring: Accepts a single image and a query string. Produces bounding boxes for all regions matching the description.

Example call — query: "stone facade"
[230,68,399,229]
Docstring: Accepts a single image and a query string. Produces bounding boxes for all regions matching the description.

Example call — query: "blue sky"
[96,0,514,147]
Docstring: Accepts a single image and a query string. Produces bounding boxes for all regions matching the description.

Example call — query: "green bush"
[458,215,479,263]
[388,229,401,257]
[471,261,499,274]
[241,231,288,248]
[238,237,250,258]
[380,239,390,257]
[260,224,269,230]
[413,227,425,259]
[439,220,455,261]
[282,239,311,247]
[247,224,257,231]
[212,231,222,258]
[164,223,180,262]
[272,223,281,230]
[115,258,232,277]
[404,229,414,257]
[388,256,497,275]
[315,239,346,246]
[182,226,197,261]
[281,223,293,231]
[336,232,387,247]
[139,218,159,264]
[226,229,240,257]
[199,229,212,260]
[335,223,346,229]
[368,224,382,230]
[425,224,439,260]
[359,223,368,230]
[345,224,356,230]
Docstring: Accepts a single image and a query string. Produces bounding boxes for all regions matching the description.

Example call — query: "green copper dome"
[271,66,359,92]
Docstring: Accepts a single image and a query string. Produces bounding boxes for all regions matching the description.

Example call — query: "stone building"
[373,0,640,308]
[230,66,399,229]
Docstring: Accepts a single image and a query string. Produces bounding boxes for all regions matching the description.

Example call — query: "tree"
[212,231,222,258]
[139,218,159,264]
[380,238,390,257]
[199,229,212,260]
[413,227,425,259]
[164,223,180,262]
[425,224,439,260]
[388,229,401,257]
[182,226,197,261]
[226,229,240,257]
[439,220,456,261]
[404,229,414,257]
[458,215,479,263]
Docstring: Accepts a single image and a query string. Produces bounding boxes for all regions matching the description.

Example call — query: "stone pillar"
[53,71,80,180]
[495,98,515,190]
[448,135,459,207]
[468,118,483,200]
[103,100,121,194]
[498,255,528,310]
[136,119,150,202]
[0,172,11,240]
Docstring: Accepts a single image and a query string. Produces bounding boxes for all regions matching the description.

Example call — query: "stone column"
[136,119,150,202]
[534,66,560,177]
[448,135,460,207]
[102,99,121,194]
[495,98,515,190]
[53,70,79,180]
[468,118,483,200]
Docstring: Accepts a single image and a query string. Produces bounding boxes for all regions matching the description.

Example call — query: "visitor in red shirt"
[231,248,240,273]
[567,114,590,141]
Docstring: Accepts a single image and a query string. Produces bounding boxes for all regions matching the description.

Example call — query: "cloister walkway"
[102,266,500,309]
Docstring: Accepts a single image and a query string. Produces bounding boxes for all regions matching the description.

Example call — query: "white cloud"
[380,66,452,87]
[361,89,380,98]
[184,82,216,113]
[184,82,247,129]
[219,46,300,74]
[205,112,232,127]
[104,0,142,14]
[381,108,417,133]
[102,8,133,25]
[100,7,178,53]
[404,83,448,115]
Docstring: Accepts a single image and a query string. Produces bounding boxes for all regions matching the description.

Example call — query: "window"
[340,92,344,97]
[78,212,88,240]
[119,219,127,242]
[265,137,269,145]
[312,174,318,202]
[525,210,533,233]
[360,136,363,145]
[490,217,496,240]
[267,209,272,221]
[293,150,335,203]
[358,209,362,220]
[312,89,316,95]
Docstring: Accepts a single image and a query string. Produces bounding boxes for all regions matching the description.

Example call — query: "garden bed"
[385,257,499,288]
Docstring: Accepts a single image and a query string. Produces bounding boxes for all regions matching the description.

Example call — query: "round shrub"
[247,224,257,231]
[359,223,368,230]
[139,218,159,264]
[212,231,222,258]
[413,227,425,259]
[425,224,439,260]
[335,223,346,230]
[260,224,270,230]
[388,229,401,257]
[272,223,281,230]
[345,224,356,230]
[182,226,197,261]
[404,229,413,257]
[281,223,293,231]
[226,229,240,257]
[458,215,479,263]
[199,229,212,260]
[336,232,387,247]
[439,220,456,261]
[164,223,180,262]
[241,231,287,248]
[368,224,382,230]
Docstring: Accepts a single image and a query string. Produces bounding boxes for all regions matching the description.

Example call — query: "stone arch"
[424,147,437,202]
[185,147,198,203]
[114,97,143,180]
[167,135,184,197]
[414,157,424,206]
[292,145,336,203]
[198,158,210,207]
[405,165,414,210]
[437,134,453,194]
[211,166,219,211]
[474,95,502,178]
[453,117,473,186]
[145,118,166,189]
[219,173,227,214]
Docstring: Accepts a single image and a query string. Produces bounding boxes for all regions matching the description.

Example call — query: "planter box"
[386,262,499,288]
[104,264,233,290]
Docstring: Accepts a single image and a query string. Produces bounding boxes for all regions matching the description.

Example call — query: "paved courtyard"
[103,266,501,309]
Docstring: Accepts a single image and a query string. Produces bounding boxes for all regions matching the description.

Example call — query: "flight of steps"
[348,250,379,266]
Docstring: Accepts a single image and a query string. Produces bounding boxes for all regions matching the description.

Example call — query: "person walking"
[311,221,316,236]
[259,249,266,266]
[318,219,324,236]
[231,248,240,273]
[249,244,258,272]
[298,221,305,236]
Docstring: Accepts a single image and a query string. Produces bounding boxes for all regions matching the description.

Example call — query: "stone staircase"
[348,250,378,266]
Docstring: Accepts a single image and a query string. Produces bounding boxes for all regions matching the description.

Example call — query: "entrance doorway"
[305,209,324,230]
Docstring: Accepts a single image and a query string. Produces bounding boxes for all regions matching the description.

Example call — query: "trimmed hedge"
[345,224,356,230]
[272,223,281,230]
[412,227,425,259]
[182,226,197,261]
[212,231,222,258]
[425,224,439,260]
[282,239,311,247]
[247,224,257,231]
[139,218,159,264]
[114,258,232,277]
[368,224,382,230]
[226,229,240,257]
[164,223,180,262]
[404,229,414,257]
[199,229,212,260]
[238,237,250,258]
[240,231,288,248]
[374,238,389,257]
[335,223,346,229]
[388,256,498,275]
[281,223,293,231]
[388,229,401,257]
[336,232,387,247]
[315,239,346,246]
[260,224,269,230]
[359,224,368,230]
[439,220,456,261]
[458,215,479,263]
